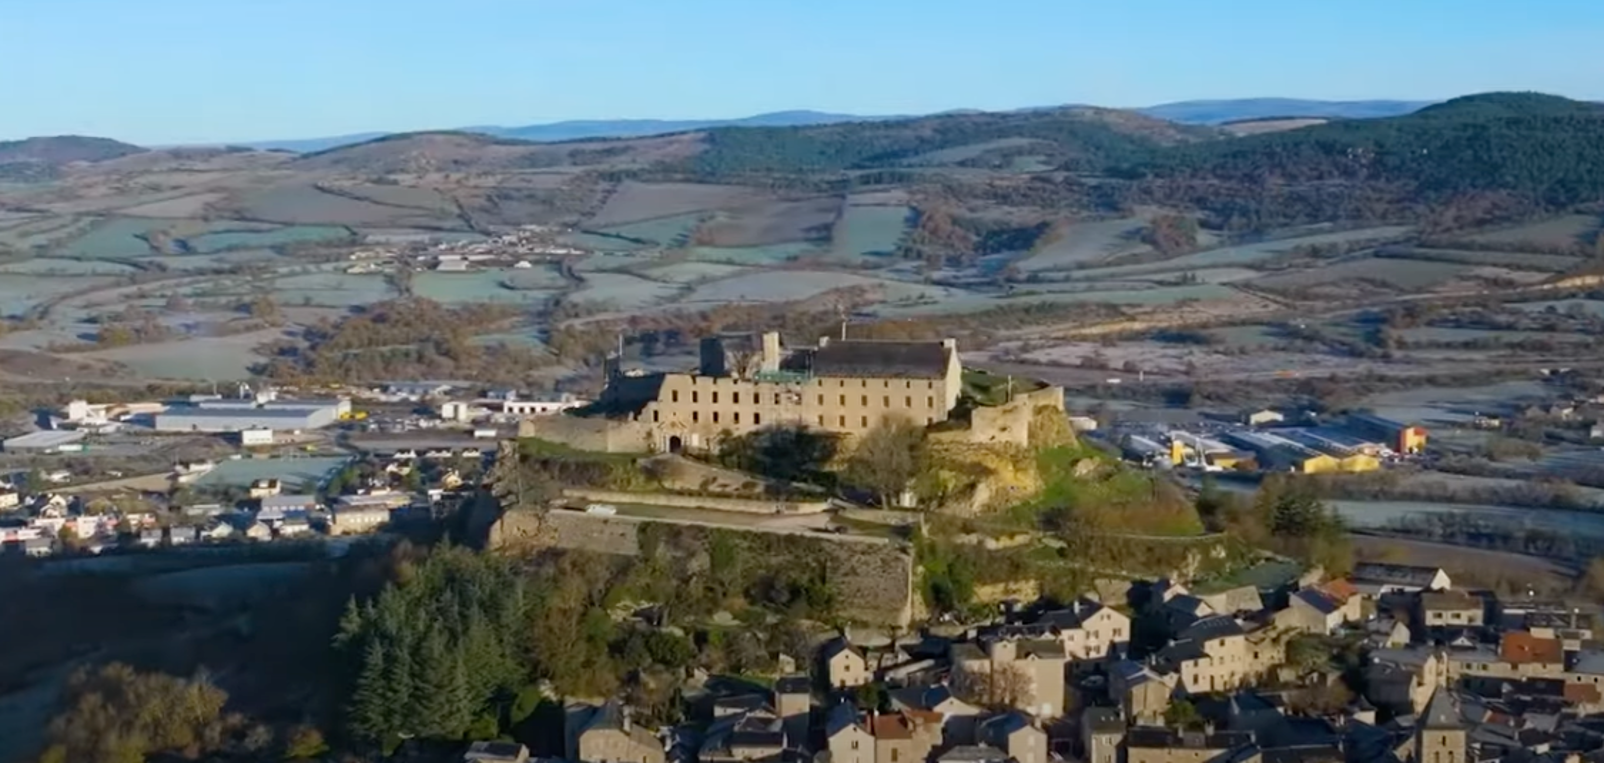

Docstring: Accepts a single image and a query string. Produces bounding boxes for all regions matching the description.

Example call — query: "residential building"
[1124,726,1253,763]
[249,478,282,499]
[825,703,875,764]
[1108,659,1174,724]
[564,701,664,763]
[1351,563,1451,596]
[1414,690,1466,763]
[976,711,1047,764]
[1420,590,1484,628]
[594,332,966,452]
[1036,596,1132,663]
[1081,706,1126,764]
[0,491,17,510]
[330,505,392,535]
[1244,408,1285,426]
[871,709,942,763]
[887,684,984,745]
[259,494,320,516]
[824,638,870,689]
[1276,589,1348,635]
[950,635,1067,718]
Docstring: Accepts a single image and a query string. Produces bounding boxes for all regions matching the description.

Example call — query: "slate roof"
[1421,590,1482,612]
[809,340,951,379]
[936,744,1009,762]
[1352,563,1444,588]
[1035,596,1108,629]
[774,674,811,696]
[1180,614,1246,641]
[1293,589,1342,616]
[1423,690,1464,730]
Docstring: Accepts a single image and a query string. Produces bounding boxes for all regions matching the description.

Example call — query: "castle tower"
[1415,689,1466,763]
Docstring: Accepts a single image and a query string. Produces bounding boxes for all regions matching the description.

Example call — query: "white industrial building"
[239,428,274,446]
[3,430,87,453]
[155,398,347,434]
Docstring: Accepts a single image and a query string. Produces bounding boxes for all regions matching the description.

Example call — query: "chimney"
[941,338,957,351]
[761,331,781,372]
[818,336,830,348]
[622,706,632,733]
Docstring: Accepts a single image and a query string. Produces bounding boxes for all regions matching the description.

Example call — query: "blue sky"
[4,0,1603,144]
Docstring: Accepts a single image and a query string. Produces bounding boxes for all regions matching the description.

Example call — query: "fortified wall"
[517,414,651,453]
[491,509,915,627]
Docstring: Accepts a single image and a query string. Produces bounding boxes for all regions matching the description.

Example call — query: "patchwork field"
[594,213,706,246]
[1252,257,1470,292]
[589,181,761,226]
[697,197,836,247]
[1020,216,1151,271]
[568,272,683,310]
[413,270,557,305]
[1463,214,1598,249]
[829,204,911,261]
[685,242,822,265]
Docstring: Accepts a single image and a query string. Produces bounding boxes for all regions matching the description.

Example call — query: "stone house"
[1156,616,1287,695]
[870,710,942,763]
[1108,659,1175,724]
[950,636,1067,718]
[595,332,965,453]
[1275,588,1348,635]
[564,701,665,763]
[825,703,875,764]
[823,638,870,690]
[1419,590,1485,628]
[1036,596,1133,665]
[1367,647,1448,714]
[1080,707,1125,764]
[1413,690,1467,763]
[887,684,984,746]
[1123,726,1254,763]
[976,711,1048,764]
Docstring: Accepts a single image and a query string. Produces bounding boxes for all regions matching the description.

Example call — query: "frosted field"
[697,197,838,247]
[272,273,396,307]
[879,284,1239,316]
[1253,257,1469,291]
[1019,217,1150,271]
[1390,247,1581,272]
[0,275,121,317]
[1392,327,1591,344]
[639,262,749,284]
[595,213,705,245]
[685,242,821,265]
[413,271,557,305]
[829,205,910,260]
[589,182,760,226]
[1465,214,1597,249]
[1511,298,1604,317]
[0,258,139,275]
[1064,225,1413,280]
[81,331,284,380]
[682,270,953,305]
[187,225,352,252]
[116,192,227,218]
[568,272,683,309]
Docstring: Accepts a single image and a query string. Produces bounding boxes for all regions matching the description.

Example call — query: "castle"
[594,332,964,453]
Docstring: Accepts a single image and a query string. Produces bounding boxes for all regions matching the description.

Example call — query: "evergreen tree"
[383,638,419,739]
[347,641,391,741]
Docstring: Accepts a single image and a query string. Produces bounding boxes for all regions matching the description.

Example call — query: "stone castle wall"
[561,488,830,515]
[518,415,652,453]
[492,509,914,626]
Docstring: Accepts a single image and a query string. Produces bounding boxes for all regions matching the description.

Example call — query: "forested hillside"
[1121,93,1604,223]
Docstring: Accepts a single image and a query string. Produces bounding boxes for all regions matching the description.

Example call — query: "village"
[458,561,1601,763]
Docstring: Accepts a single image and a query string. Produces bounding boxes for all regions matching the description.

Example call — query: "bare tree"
[953,662,1033,711]
[844,416,927,509]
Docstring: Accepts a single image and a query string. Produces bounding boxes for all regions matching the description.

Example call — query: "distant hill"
[1138,98,1435,125]
[682,106,1217,178]
[241,132,390,153]
[288,130,701,175]
[0,135,147,182]
[1123,92,1604,224]
[0,135,145,165]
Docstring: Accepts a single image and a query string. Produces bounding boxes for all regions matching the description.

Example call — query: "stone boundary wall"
[517,415,651,453]
[492,509,913,626]
[561,488,830,515]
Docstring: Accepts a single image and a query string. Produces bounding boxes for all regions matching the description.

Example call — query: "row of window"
[669,389,940,410]
[668,379,940,405]
[821,378,938,389]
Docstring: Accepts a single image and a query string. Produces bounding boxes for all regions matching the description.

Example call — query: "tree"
[844,417,928,508]
[281,726,328,761]
[952,663,1033,711]
[41,663,237,762]
[1580,557,1604,598]
[1165,698,1203,731]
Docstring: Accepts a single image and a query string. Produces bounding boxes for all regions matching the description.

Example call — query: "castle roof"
[810,340,951,379]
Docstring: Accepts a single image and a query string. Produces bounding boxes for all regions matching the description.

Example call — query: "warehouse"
[155,403,341,433]
[1346,413,1428,454]
[1223,431,1341,474]
[3,430,87,453]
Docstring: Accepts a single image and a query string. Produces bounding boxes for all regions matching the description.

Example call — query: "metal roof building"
[3,429,87,452]
[154,403,340,433]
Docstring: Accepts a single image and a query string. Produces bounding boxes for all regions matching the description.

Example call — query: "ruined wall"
[561,488,829,515]
[518,415,652,453]
[492,509,914,626]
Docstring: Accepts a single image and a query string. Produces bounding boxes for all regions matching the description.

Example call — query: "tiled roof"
[1501,632,1563,665]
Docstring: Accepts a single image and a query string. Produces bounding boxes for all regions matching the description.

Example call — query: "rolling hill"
[0,135,147,181]
[1138,98,1435,124]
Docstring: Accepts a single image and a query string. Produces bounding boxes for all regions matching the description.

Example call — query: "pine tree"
[416,625,473,739]
[384,638,419,739]
[347,641,390,741]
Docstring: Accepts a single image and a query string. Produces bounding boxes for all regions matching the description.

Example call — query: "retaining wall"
[561,488,830,515]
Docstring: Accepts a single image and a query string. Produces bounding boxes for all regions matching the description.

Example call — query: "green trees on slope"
[334,546,527,745]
